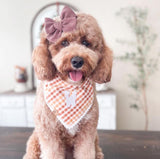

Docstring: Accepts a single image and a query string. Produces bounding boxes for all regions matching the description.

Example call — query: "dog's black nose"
[71,56,84,68]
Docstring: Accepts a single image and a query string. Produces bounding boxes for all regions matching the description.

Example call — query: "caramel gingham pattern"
[44,76,94,129]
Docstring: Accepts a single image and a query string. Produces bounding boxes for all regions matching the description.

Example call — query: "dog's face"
[32,13,112,84]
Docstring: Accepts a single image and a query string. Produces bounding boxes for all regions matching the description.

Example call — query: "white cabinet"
[0,90,116,129]
[25,95,35,127]
[97,91,116,130]
[0,108,26,126]
[0,91,35,127]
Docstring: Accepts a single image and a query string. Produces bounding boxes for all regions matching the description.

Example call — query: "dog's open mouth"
[69,71,83,82]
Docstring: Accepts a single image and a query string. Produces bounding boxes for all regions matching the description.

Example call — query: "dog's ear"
[32,32,56,81]
[91,38,113,84]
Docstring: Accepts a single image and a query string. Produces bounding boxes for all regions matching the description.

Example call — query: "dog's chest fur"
[67,124,79,136]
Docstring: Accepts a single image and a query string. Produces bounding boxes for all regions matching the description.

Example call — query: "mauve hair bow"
[44,6,77,43]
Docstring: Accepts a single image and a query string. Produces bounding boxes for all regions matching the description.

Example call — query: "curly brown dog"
[23,6,112,159]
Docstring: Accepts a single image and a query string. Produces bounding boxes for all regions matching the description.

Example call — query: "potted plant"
[116,7,160,130]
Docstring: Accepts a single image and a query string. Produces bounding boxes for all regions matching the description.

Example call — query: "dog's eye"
[61,40,69,47]
[81,40,90,47]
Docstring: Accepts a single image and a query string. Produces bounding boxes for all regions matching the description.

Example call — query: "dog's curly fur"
[23,13,112,159]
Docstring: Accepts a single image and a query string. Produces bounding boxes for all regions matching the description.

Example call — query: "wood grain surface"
[0,127,160,159]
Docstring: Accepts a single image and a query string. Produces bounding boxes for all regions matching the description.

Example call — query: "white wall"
[0,0,160,130]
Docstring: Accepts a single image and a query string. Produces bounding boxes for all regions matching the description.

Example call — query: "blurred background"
[0,0,160,131]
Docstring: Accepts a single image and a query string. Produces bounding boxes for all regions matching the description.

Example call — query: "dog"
[23,6,112,159]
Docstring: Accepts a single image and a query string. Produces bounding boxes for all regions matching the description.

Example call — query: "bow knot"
[44,6,77,43]
[54,21,62,31]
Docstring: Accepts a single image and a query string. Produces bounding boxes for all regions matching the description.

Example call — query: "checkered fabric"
[44,75,94,129]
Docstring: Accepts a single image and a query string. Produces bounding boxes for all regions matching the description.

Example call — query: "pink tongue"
[69,71,83,82]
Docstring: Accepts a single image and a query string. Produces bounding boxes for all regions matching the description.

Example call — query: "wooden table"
[0,127,160,159]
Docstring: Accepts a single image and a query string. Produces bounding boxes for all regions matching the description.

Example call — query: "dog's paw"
[23,154,30,159]
[96,151,104,159]
[96,146,104,159]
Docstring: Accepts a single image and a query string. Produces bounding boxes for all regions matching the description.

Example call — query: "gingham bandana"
[44,75,94,129]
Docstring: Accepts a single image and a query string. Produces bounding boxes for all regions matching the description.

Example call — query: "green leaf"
[130,104,139,110]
